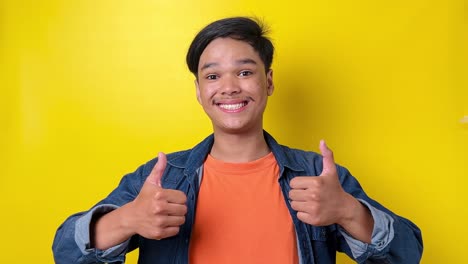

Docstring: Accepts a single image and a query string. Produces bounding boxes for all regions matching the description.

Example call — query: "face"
[195,37,274,135]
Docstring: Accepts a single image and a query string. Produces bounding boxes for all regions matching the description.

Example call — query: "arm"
[52,182,139,264]
[289,141,423,263]
[337,165,423,263]
[52,153,187,263]
[92,153,187,250]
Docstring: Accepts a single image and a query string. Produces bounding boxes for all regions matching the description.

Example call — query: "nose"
[220,75,241,95]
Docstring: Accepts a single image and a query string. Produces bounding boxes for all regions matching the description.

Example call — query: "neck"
[210,129,270,163]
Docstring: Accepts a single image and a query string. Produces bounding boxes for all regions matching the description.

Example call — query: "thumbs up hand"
[128,152,187,240]
[289,140,357,227]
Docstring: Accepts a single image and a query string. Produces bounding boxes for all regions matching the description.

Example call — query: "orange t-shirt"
[189,153,299,264]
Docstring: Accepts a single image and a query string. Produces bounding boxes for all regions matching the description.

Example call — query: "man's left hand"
[289,140,357,227]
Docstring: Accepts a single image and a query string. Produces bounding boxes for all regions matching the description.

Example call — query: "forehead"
[198,38,263,70]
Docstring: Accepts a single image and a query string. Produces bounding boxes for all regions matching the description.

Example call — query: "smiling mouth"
[217,101,248,111]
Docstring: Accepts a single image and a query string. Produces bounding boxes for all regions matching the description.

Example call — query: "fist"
[130,152,188,240]
[289,140,353,226]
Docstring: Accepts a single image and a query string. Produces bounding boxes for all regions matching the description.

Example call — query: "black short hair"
[186,17,274,77]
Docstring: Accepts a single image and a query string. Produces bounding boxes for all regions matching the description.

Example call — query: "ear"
[266,69,274,96]
[195,79,202,104]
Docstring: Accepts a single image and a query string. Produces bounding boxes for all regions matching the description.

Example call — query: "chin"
[216,122,259,134]
[219,126,246,134]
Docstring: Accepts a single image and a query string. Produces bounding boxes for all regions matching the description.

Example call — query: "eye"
[239,70,253,77]
[206,74,218,80]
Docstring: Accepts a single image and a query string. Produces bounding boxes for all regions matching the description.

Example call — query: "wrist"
[337,193,362,227]
[92,203,138,250]
[337,194,374,243]
[119,201,138,237]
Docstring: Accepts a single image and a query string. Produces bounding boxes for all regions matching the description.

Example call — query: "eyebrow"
[200,58,258,72]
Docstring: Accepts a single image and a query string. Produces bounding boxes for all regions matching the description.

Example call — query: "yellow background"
[1,0,466,263]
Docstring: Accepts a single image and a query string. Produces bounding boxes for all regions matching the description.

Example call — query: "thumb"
[146,152,167,187]
[319,140,337,176]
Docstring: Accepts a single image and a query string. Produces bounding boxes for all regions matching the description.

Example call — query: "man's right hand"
[92,152,187,250]
[128,152,188,240]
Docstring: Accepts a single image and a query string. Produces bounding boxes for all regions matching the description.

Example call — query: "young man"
[53,17,423,263]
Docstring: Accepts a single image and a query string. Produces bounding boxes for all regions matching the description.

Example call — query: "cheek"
[253,83,269,100]
[199,86,216,104]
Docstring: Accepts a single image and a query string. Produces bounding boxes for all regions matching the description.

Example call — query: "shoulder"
[274,144,324,175]
[275,143,351,177]
[140,148,193,175]
[265,132,323,172]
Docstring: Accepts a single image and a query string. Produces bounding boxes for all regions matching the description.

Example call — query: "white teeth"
[218,102,246,110]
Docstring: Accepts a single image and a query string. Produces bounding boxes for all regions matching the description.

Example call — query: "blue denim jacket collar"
[168,130,305,179]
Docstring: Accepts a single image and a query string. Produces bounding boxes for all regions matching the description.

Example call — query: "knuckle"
[179,193,188,204]
[303,203,318,215]
[151,229,164,240]
[311,179,323,189]
[154,216,165,226]
[310,217,320,226]
[300,213,320,226]
[289,178,297,187]
[289,201,297,211]
[154,191,166,200]
[309,192,319,201]
[290,201,297,210]
[164,227,179,238]
[153,204,165,214]
[174,217,183,226]
[297,212,308,222]
[172,226,181,235]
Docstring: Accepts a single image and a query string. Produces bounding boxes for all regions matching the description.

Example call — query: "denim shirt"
[53,131,423,263]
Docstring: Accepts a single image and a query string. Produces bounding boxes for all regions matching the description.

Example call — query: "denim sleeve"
[333,165,423,263]
[52,207,129,264]
[338,200,395,259]
[73,204,130,262]
[52,160,152,264]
